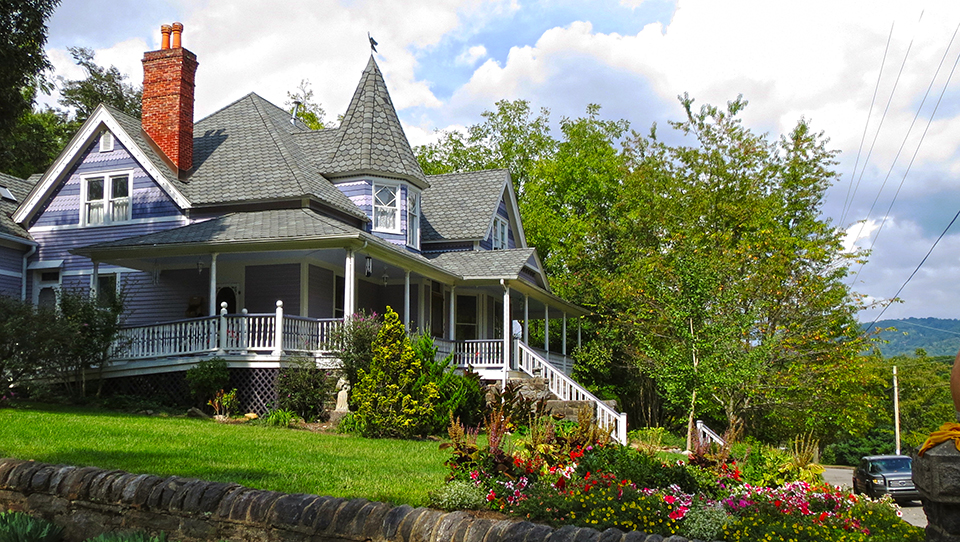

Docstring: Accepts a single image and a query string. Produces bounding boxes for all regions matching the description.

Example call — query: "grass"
[0,402,449,506]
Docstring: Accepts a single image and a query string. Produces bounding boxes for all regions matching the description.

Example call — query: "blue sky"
[40,0,960,322]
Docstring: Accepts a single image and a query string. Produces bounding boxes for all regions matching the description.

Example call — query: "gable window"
[406,190,420,248]
[83,173,132,225]
[492,217,509,250]
[373,183,399,232]
[99,131,114,153]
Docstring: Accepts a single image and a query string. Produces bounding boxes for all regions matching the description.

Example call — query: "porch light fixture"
[365,256,373,277]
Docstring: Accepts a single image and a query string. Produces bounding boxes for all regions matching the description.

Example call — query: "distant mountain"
[865,317,960,358]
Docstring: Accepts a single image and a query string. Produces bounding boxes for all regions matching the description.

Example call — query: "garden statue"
[335,377,350,412]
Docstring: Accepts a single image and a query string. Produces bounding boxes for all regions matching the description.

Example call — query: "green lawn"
[0,403,449,506]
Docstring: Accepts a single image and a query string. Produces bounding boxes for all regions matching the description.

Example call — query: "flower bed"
[434,416,923,542]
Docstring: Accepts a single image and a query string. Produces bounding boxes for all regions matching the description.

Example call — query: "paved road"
[822,466,926,528]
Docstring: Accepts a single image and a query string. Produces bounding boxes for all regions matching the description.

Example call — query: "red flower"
[663,495,677,504]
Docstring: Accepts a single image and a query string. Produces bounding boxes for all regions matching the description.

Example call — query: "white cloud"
[619,0,647,8]
[456,45,488,66]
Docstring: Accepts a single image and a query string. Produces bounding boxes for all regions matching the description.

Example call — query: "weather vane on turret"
[368,32,378,53]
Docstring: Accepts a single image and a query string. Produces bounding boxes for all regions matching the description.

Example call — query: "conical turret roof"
[324,56,427,187]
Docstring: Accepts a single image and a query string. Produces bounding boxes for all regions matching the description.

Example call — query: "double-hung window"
[373,183,399,232]
[406,190,420,248]
[83,173,131,225]
[492,217,508,250]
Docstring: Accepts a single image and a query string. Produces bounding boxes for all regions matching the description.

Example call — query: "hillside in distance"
[866,317,960,358]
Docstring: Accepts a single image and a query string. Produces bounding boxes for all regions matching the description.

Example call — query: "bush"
[276,356,333,422]
[265,407,298,427]
[411,334,485,432]
[822,426,895,466]
[427,480,487,510]
[0,510,63,542]
[326,310,381,407]
[352,307,438,438]
[336,412,360,434]
[185,358,229,408]
[208,388,238,418]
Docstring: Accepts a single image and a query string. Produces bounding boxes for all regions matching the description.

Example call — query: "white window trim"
[80,170,133,226]
[406,188,421,249]
[372,180,402,234]
[492,216,509,250]
[99,131,114,153]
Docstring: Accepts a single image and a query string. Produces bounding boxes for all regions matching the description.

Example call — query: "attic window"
[82,172,132,226]
[0,187,14,202]
[492,217,508,250]
[99,131,114,153]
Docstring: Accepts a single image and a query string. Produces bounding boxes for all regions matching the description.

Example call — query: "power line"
[851,20,960,285]
[843,12,922,232]
[840,22,894,227]
[867,206,960,328]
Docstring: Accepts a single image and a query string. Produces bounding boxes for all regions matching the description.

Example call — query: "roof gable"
[13,105,190,224]
[323,56,427,187]
[421,169,525,246]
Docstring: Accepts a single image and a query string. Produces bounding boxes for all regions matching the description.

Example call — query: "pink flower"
[668,506,688,520]
[663,495,677,504]
[486,490,496,502]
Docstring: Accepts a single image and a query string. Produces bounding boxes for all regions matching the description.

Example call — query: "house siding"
[31,138,181,228]
[122,269,209,325]
[337,179,415,248]
[245,264,300,315]
[29,221,189,274]
[308,265,334,318]
[0,246,23,298]
[480,197,516,251]
[356,280,380,314]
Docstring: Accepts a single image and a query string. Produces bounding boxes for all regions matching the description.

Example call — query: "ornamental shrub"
[411,334,485,432]
[325,310,381,408]
[352,307,439,438]
[185,357,229,408]
[84,532,168,542]
[427,480,487,511]
[276,356,334,422]
[0,510,63,542]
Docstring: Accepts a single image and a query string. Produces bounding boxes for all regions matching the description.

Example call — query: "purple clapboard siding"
[498,197,517,249]
[0,275,19,298]
[0,246,24,298]
[338,179,415,248]
[121,269,209,326]
[245,264,300,315]
[381,283,419,328]
[29,220,189,274]
[307,265,334,318]
[356,280,380,314]
[32,139,181,228]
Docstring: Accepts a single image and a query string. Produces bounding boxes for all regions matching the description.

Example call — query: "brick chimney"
[142,22,198,172]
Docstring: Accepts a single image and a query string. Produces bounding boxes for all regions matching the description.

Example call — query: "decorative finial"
[368,32,378,53]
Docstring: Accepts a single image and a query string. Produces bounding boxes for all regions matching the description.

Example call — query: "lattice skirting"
[102,369,279,415]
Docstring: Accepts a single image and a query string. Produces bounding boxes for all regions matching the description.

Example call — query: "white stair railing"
[517,341,628,445]
[696,420,725,447]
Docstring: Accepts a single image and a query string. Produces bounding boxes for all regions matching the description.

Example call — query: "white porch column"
[272,300,284,356]
[344,250,356,321]
[523,294,529,344]
[91,261,99,299]
[562,312,567,356]
[208,253,218,316]
[502,283,511,390]
[418,279,426,332]
[448,286,456,340]
[544,305,550,363]
[404,271,411,329]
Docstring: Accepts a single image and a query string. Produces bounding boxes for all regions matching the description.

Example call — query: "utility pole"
[894,365,901,455]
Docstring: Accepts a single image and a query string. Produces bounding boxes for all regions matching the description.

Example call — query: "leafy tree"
[58,47,141,123]
[0,0,60,136]
[352,307,439,438]
[285,79,327,130]
[0,86,76,178]
[53,288,125,398]
[326,309,381,408]
[415,99,556,194]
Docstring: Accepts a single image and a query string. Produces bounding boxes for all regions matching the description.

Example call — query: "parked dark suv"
[852,455,919,503]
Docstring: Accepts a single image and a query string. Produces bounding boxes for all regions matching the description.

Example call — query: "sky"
[38,0,960,323]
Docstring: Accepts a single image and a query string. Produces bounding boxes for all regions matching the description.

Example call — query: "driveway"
[822,466,926,528]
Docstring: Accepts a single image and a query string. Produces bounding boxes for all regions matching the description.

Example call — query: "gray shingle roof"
[426,248,536,279]
[322,56,427,186]
[421,169,509,242]
[189,94,367,221]
[0,172,34,241]
[82,208,359,249]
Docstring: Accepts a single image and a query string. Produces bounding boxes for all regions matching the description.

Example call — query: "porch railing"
[114,301,343,361]
[518,341,628,445]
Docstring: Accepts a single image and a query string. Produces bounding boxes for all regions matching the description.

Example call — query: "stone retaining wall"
[0,459,702,542]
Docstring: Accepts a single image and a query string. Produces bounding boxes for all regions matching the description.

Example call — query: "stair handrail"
[517,341,627,445]
[695,420,725,447]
